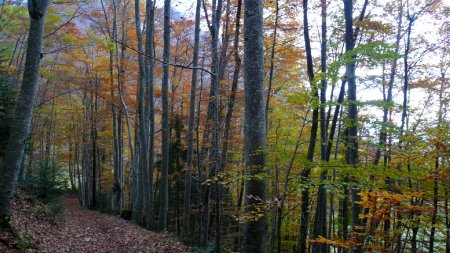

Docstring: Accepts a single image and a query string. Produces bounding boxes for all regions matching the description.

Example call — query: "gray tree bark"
[0,0,50,228]
[212,0,223,250]
[144,0,155,230]
[183,0,201,240]
[242,0,267,252]
[110,0,122,214]
[115,0,134,213]
[133,0,148,224]
[343,1,362,252]
[298,1,319,253]
[312,0,329,252]
[199,0,223,246]
[158,0,171,231]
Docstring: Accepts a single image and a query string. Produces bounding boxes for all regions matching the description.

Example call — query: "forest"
[0,0,449,252]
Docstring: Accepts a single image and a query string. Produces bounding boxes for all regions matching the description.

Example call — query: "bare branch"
[44,6,82,39]
[109,34,216,77]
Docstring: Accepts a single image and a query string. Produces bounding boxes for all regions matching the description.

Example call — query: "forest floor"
[0,192,189,252]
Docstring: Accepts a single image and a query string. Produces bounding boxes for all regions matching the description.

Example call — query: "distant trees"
[0,0,448,252]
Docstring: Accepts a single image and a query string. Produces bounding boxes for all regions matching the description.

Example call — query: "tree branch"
[109,34,216,77]
[44,6,82,39]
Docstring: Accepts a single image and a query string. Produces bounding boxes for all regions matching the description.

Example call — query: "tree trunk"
[218,0,242,249]
[110,0,122,214]
[199,0,223,246]
[133,0,147,224]
[211,1,223,250]
[298,1,319,253]
[277,106,311,253]
[183,0,201,241]
[90,89,98,209]
[343,1,362,252]
[159,0,171,231]
[145,0,155,230]
[0,0,50,228]
[242,0,267,252]
[112,0,134,212]
[195,57,206,245]
[264,0,279,130]
[313,1,329,251]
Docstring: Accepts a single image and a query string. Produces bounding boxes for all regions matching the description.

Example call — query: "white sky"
[170,0,448,134]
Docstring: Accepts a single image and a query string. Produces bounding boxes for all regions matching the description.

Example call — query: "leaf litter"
[0,193,189,253]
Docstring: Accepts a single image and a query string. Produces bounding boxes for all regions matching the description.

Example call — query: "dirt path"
[5,194,189,253]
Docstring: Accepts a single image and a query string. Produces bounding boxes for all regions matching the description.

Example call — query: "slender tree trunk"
[109,0,131,212]
[110,0,122,213]
[242,0,267,252]
[400,2,418,144]
[145,0,155,229]
[343,1,362,252]
[222,4,243,250]
[264,0,279,130]
[394,8,414,253]
[219,0,242,180]
[195,56,205,244]
[0,0,50,228]
[326,80,346,161]
[183,0,201,241]
[446,160,450,253]
[199,0,223,247]
[90,88,98,209]
[313,1,329,251]
[430,71,445,253]
[216,0,242,250]
[380,4,403,248]
[133,0,148,224]
[82,88,91,207]
[271,120,281,253]
[159,0,171,231]
[277,105,311,253]
[211,1,223,251]
[444,75,450,252]
[111,0,134,211]
[298,1,319,253]
[218,0,231,83]
[374,1,402,165]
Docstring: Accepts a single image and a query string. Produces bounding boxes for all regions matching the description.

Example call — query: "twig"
[109,34,216,77]
[44,6,82,39]
[34,88,80,108]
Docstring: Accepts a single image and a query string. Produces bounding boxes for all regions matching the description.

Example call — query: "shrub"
[16,236,37,250]
[22,160,68,201]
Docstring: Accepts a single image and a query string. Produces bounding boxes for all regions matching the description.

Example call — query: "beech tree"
[159,0,171,232]
[242,0,267,252]
[183,0,201,240]
[343,2,363,252]
[0,0,50,228]
[0,1,448,252]
[298,1,319,253]
[144,0,155,230]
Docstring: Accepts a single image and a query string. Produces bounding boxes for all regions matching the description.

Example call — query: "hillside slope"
[0,193,189,252]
